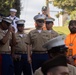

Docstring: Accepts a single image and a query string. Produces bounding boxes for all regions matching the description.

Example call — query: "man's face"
[2,21,10,30]
[10,11,16,17]
[36,19,45,28]
[69,23,76,34]
[47,66,69,75]
[42,10,47,15]
[46,21,53,30]
[17,25,24,32]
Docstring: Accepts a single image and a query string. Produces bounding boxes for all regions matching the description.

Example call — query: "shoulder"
[68,64,76,69]
[51,30,58,34]
[68,64,76,75]
[42,30,49,33]
[29,29,37,34]
[65,34,70,39]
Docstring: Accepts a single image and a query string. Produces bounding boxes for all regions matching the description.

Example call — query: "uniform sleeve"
[48,32,52,40]
[25,32,31,45]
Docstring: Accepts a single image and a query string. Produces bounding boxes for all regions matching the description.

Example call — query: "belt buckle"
[15,55,21,61]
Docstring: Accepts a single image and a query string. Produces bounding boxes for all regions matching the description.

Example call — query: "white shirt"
[48,30,52,32]
[37,30,42,33]
[7,16,19,32]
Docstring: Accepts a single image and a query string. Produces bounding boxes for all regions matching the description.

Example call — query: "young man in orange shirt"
[65,20,76,66]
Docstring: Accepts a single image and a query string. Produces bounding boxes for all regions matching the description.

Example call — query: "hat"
[16,20,25,25]
[42,6,47,11]
[2,17,12,24]
[34,14,46,20]
[45,17,55,22]
[41,55,67,75]
[43,35,66,50]
[10,8,17,12]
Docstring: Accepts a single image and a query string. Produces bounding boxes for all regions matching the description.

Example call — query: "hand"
[68,56,75,66]
[73,54,76,59]
[8,26,15,33]
[12,54,21,61]
[8,26,12,32]
[28,56,32,64]
[11,26,15,33]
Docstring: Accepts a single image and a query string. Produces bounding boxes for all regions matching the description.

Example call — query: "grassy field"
[53,26,70,35]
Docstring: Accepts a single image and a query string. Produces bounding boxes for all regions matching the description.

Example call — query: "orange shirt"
[65,33,76,56]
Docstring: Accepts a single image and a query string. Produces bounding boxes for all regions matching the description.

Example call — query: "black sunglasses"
[46,21,53,24]
[36,20,44,23]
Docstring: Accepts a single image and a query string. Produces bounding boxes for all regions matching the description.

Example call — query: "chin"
[71,32,76,34]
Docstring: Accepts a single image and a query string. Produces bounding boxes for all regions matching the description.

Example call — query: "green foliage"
[70,11,76,20]
[53,0,76,15]
[53,26,70,35]
[0,0,20,17]
[12,0,21,17]
[0,0,14,16]
[63,20,70,26]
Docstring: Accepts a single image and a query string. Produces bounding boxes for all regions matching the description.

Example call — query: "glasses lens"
[46,21,51,24]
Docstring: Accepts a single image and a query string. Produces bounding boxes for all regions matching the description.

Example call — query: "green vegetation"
[53,26,70,35]
[0,0,21,17]
[53,0,76,15]
[52,0,76,20]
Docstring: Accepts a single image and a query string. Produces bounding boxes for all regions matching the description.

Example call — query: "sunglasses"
[46,21,53,24]
[36,20,44,23]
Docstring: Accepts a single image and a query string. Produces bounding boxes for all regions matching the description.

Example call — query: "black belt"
[32,51,47,54]
[15,51,27,54]
[0,51,11,54]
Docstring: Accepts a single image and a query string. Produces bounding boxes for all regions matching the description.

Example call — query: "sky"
[20,0,62,28]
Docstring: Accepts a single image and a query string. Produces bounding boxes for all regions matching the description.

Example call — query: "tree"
[53,0,76,15]
[0,0,21,17]
[0,0,14,16]
[12,0,21,17]
[70,11,76,20]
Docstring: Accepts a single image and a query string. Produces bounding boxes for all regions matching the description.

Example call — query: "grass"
[53,26,70,35]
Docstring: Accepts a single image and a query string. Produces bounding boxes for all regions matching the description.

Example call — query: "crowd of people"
[0,6,76,75]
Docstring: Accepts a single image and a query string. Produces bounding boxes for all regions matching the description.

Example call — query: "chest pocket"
[31,34,37,43]
[42,34,49,41]
[16,36,22,43]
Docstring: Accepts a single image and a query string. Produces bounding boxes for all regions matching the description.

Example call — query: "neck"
[47,28,52,30]
[36,27,42,30]
[18,31,24,34]
[70,32,76,34]
[10,15,15,17]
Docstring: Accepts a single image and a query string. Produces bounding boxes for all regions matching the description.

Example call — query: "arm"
[10,27,17,46]
[0,27,11,45]
[27,45,32,64]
